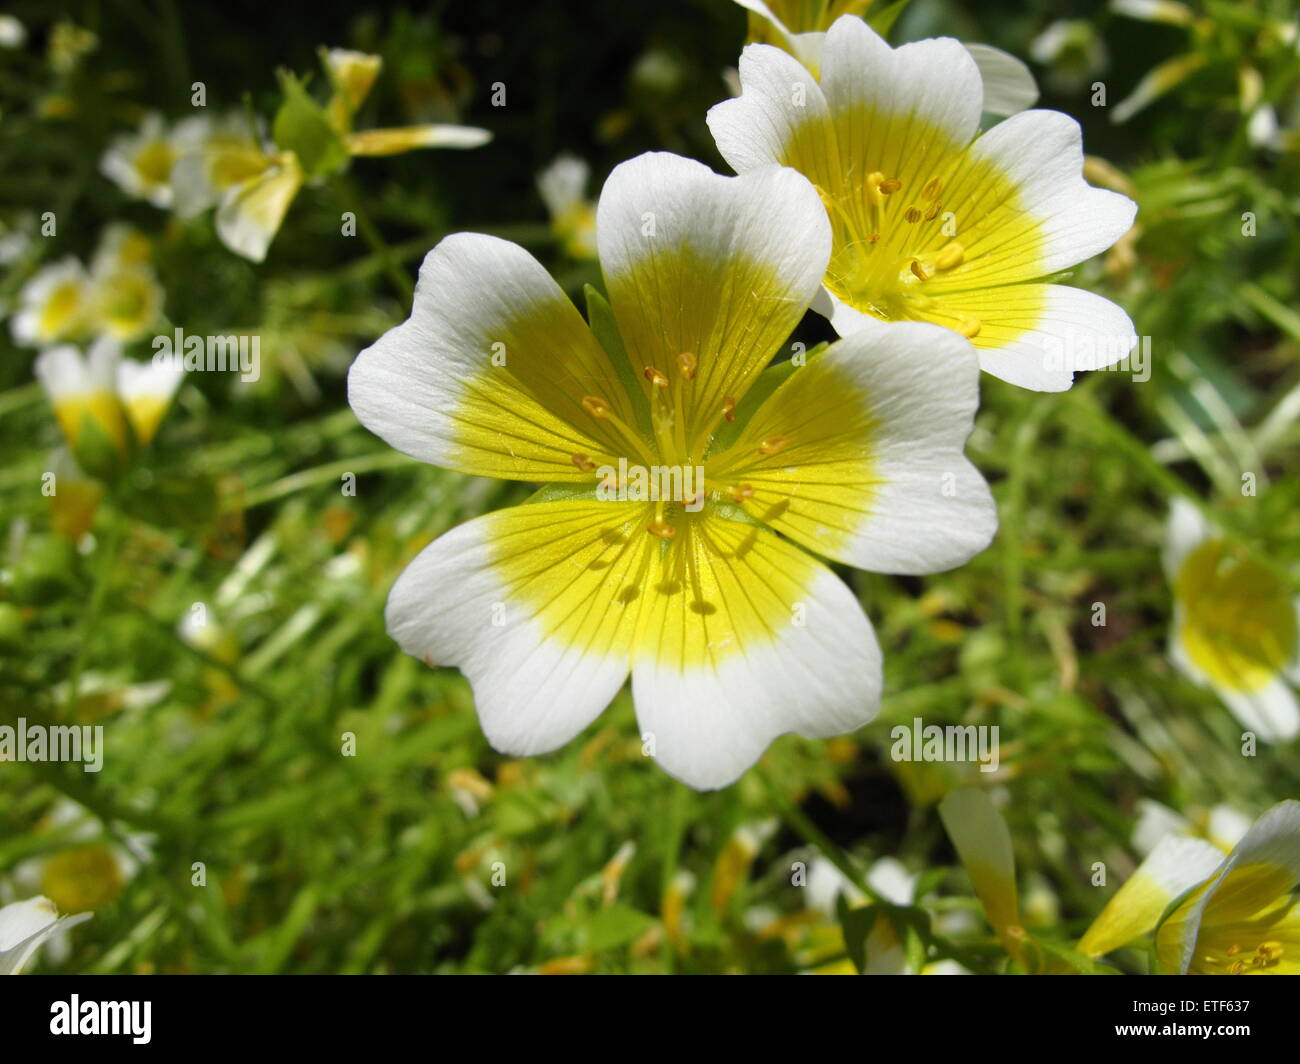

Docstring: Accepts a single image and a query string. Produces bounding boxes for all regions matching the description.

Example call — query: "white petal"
[1217,678,1300,743]
[631,547,881,790]
[596,152,830,433]
[964,43,1040,116]
[963,284,1137,392]
[1162,496,1211,581]
[385,504,639,757]
[819,320,996,573]
[348,231,629,481]
[536,153,589,216]
[819,17,983,152]
[965,109,1137,276]
[707,42,831,174]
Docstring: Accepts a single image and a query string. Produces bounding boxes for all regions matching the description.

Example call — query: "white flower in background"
[170,113,277,220]
[1132,798,1252,856]
[1029,20,1110,94]
[184,49,491,263]
[87,226,164,342]
[10,257,91,346]
[35,338,184,467]
[537,154,598,259]
[806,856,970,974]
[708,15,1137,391]
[349,151,996,789]
[733,1,1039,116]
[0,897,90,975]
[101,112,208,209]
[0,16,26,49]
[1163,498,1300,742]
[1082,800,1300,974]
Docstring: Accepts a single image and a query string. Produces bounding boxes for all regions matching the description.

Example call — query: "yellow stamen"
[676,351,697,380]
[904,207,922,223]
[647,520,676,540]
[910,260,930,282]
[730,484,755,502]
[878,178,901,195]
[957,315,982,339]
[571,453,595,472]
[924,200,943,221]
[921,177,943,201]
[758,435,788,456]
[722,396,736,423]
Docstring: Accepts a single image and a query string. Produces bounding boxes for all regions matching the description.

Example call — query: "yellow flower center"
[1175,539,1296,692]
[134,139,177,188]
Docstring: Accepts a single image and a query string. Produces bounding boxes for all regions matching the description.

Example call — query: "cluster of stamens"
[1222,940,1283,974]
[822,171,983,339]
[570,350,790,541]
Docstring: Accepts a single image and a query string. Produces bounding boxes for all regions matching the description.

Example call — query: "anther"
[570,453,596,472]
[956,315,982,339]
[878,177,901,195]
[924,200,943,221]
[722,395,736,423]
[758,435,788,456]
[866,233,881,243]
[730,484,755,501]
[643,366,669,388]
[910,260,930,282]
[921,177,943,201]
[582,395,611,418]
[647,520,676,540]
[904,206,922,223]
[676,351,697,380]
[935,242,965,271]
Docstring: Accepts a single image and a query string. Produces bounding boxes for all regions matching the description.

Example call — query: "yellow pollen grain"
[910,260,930,282]
[722,395,736,423]
[582,395,611,418]
[676,351,697,380]
[935,242,965,271]
[904,206,922,223]
[758,434,788,456]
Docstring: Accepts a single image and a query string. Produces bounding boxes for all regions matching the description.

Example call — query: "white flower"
[1163,498,1300,742]
[348,151,995,789]
[0,897,90,975]
[10,257,91,346]
[708,15,1138,391]
[101,112,208,209]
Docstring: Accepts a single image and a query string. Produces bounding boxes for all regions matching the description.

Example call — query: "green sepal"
[273,70,349,178]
